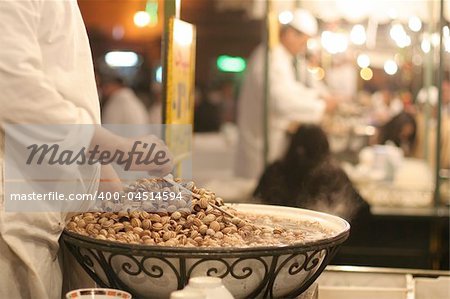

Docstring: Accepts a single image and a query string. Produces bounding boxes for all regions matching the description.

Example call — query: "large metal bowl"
[62,204,350,299]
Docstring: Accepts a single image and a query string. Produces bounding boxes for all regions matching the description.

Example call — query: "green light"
[217,55,246,73]
[145,0,158,26]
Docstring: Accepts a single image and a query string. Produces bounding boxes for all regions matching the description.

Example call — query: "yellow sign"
[165,18,196,161]
[166,18,195,125]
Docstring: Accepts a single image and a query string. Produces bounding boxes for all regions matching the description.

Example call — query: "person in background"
[254,125,370,223]
[194,86,222,132]
[208,79,237,124]
[100,71,149,125]
[235,9,338,179]
[325,54,357,101]
[148,82,163,124]
[370,86,403,126]
[375,112,417,157]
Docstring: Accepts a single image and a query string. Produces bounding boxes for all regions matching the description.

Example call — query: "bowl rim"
[65,287,132,298]
[63,204,350,255]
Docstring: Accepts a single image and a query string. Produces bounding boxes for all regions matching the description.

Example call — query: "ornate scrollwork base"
[63,230,347,299]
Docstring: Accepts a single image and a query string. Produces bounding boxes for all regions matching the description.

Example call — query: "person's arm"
[0,1,95,125]
[88,126,174,175]
[269,54,326,123]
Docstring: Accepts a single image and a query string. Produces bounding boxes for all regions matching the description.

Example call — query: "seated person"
[253,125,370,224]
[375,111,417,156]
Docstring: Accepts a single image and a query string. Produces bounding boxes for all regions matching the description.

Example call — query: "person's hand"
[89,127,174,176]
[117,135,174,175]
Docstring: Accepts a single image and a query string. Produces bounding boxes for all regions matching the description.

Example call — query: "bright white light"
[431,33,440,47]
[388,9,398,19]
[445,36,450,53]
[396,34,411,48]
[321,31,348,54]
[279,11,293,25]
[334,33,349,53]
[307,38,320,51]
[390,23,411,48]
[350,24,366,45]
[105,51,139,67]
[175,0,181,18]
[444,26,450,37]
[134,11,151,27]
[174,21,193,46]
[155,66,162,83]
[408,16,422,32]
[384,60,398,75]
[421,37,431,53]
[336,0,370,22]
[357,54,370,68]
[390,24,405,41]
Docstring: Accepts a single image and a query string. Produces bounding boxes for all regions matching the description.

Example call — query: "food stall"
[59,0,450,298]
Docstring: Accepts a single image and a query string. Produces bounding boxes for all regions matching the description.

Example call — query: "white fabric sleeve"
[0,1,94,125]
[269,55,326,123]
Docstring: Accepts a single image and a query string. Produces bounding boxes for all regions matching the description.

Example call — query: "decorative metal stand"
[62,229,348,299]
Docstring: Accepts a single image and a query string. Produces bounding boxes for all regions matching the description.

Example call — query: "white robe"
[0,0,100,298]
[235,44,325,179]
[102,88,150,125]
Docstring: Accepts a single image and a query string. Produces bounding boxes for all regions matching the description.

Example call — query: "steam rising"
[253,125,370,223]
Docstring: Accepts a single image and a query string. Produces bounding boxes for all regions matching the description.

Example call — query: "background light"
[217,55,246,73]
[421,36,431,53]
[134,11,151,27]
[443,26,450,52]
[384,60,398,75]
[445,37,450,53]
[307,38,320,51]
[174,21,194,46]
[387,9,398,19]
[155,66,162,83]
[360,67,373,80]
[396,34,411,48]
[278,11,293,25]
[357,54,370,68]
[390,23,411,48]
[308,67,325,81]
[431,33,440,47]
[408,16,422,32]
[321,31,348,54]
[444,26,450,37]
[145,0,159,26]
[390,24,405,41]
[105,51,139,67]
[350,24,367,45]
[336,0,370,22]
